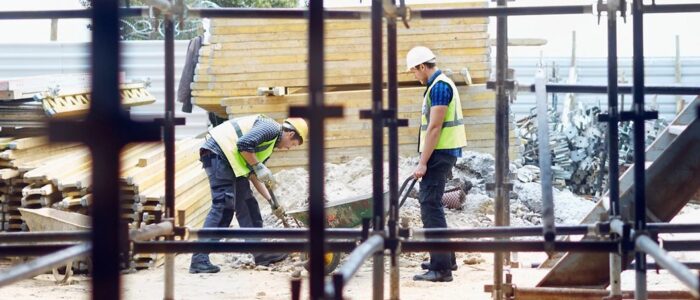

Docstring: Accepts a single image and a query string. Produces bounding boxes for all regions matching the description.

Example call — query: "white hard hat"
[406,46,436,71]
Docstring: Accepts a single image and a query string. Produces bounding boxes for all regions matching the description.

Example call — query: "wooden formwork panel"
[191,1,491,116]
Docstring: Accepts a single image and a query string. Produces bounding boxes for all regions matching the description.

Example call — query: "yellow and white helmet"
[283,117,308,145]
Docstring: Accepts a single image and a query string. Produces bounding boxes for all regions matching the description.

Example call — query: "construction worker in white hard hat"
[190,114,308,273]
[407,46,467,282]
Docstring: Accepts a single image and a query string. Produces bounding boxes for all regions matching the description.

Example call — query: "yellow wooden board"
[209,18,488,35]
[209,32,489,51]
[194,56,490,73]
[209,24,488,43]
[197,48,490,67]
[204,37,489,56]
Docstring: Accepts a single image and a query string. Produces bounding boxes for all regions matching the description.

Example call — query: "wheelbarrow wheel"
[52,260,73,284]
[301,251,341,275]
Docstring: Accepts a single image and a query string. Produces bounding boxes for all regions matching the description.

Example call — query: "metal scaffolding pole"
[605,4,623,297]
[525,83,700,95]
[386,1,401,299]
[188,228,362,240]
[493,0,510,298]
[534,69,556,246]
[324,235,385,299]
[0,232,90,243]
[133,241,359,253]
[401,240,619,253]
[370,2,385,299]
[162,6,176,300]
[0,7,367,20]
[0,244,91,288]
[407,223,700,239]
[305,1,327,299]
[605,1,621,217]
[632,1,648,299]
[188,8,366,19]
[643,3,700,14]
[413,5,593,18]
[0,8,145,19]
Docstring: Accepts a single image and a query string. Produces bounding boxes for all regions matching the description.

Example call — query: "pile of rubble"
[516,103,667,195]
[268,152,593,231]
[231,152,596,273]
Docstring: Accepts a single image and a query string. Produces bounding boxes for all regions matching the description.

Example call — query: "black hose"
[398,176,417,208]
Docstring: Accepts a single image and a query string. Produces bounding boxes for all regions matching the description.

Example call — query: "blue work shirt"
[424,70,462,158]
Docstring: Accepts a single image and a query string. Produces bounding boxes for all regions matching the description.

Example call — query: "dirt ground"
[2,154,698,299]
[0,250,694,300]
[0,252,538,300]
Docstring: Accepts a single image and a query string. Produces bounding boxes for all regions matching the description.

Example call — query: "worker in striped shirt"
[190,114,308,274]
[407,46,468,282]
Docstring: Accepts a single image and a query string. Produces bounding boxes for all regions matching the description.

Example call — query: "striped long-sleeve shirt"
[202,115,281,165]
[425,69,462,158]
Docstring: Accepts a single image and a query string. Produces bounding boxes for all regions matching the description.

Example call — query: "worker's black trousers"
[419,152,457,271]
[192,152,263,264]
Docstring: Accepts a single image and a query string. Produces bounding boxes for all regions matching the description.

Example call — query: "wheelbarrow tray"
[18,207,90,232]
[286,191,389,228]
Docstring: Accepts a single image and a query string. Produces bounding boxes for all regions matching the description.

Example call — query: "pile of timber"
[0,74,211,269]
[192,1,491,116]
[0,137,74,231]
[0,73,154,128]
[0,138,210,269]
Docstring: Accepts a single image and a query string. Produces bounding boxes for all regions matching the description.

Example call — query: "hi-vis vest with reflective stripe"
[208,115,277,178]
[418,72,468,152]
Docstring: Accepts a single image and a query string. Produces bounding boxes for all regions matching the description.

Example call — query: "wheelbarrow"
[284,176,417,274]
[17,207,90,283]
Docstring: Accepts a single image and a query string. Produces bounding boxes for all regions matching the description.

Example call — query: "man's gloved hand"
[253,162,275,185]
[272,207,286,220]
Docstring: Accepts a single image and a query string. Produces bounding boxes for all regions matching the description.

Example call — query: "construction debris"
[516,103,668,195]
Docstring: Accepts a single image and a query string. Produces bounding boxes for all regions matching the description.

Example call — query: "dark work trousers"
[191,151,263,264]
[419,152,457,271]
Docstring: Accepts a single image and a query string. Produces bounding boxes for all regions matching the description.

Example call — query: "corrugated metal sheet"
[504,57,700,122]
[0,41,209,138]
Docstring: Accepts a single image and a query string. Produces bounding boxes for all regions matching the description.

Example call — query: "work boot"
[420,261,458,271]
[254,253,288,266]
[413,270,453,282]
[189,261,221,274]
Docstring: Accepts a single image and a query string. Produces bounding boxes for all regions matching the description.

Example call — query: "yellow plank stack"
[0,140,81,232]
[0,139,211,269]
[192,1,492,116]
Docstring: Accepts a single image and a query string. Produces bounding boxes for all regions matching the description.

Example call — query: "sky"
[0,0,698,57]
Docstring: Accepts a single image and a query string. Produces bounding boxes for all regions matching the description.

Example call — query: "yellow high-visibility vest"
[418,72,468,152]
[208,115,277,177]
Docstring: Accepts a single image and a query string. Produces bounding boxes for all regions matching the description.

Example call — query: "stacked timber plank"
[0,73,154,128]
[0,139,83,231]
[192,1,491,116]
[0,74,211,268]
[223,85,517,170]
[0,139,211,268]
